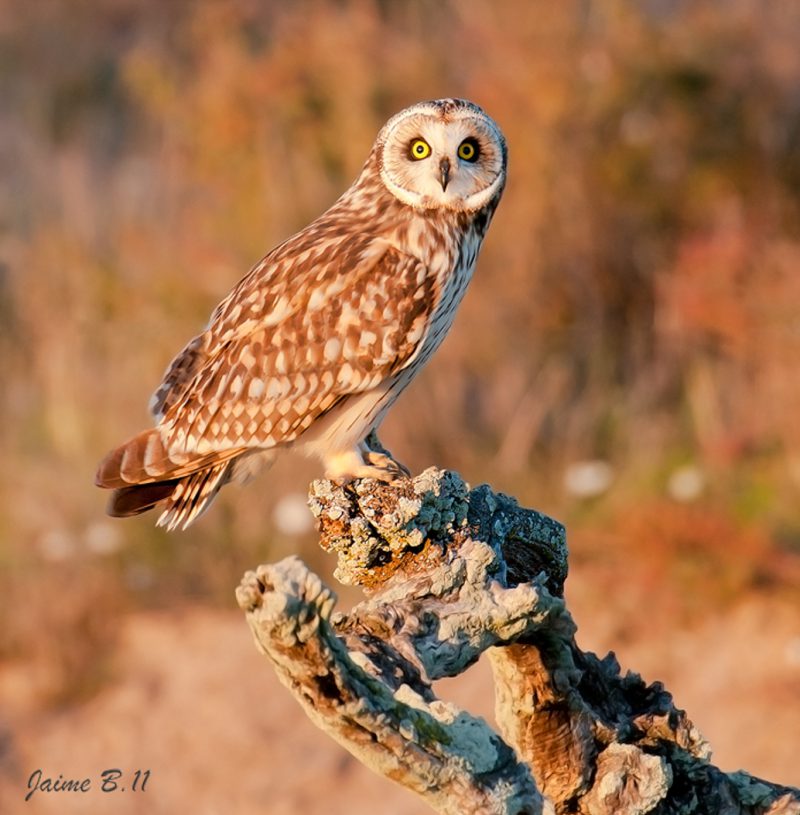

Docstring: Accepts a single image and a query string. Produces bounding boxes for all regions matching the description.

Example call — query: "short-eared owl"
[96,98,507,530]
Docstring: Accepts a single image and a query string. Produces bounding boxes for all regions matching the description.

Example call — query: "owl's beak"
[439,157,451,191]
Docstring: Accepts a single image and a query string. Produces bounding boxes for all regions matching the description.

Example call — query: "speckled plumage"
[96,98,507,529]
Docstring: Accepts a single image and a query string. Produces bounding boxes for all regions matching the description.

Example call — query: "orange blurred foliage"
[0,0,798,656]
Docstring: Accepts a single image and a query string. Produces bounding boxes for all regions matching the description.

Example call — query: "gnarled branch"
[236,468,800,815]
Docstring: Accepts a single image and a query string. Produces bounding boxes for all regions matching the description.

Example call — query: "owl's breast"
[407,222,485,373]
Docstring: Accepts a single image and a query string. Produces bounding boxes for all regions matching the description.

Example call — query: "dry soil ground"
[0,567,797,814]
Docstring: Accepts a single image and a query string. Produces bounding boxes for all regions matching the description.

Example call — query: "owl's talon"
[364,451,411,479]
[331,466,405,485]
[362,431,410,478]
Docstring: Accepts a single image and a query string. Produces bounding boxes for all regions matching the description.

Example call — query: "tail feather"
[95,429,180,488]
[107,480,180,517]
[156,461,233,531]
[96,428,247,530]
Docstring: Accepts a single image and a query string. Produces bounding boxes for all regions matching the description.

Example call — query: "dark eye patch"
[457,137,480,162]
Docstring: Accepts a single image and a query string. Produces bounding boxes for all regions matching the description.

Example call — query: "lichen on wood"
[237,467,800,815]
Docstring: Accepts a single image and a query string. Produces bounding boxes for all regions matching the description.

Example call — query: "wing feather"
[158,239,438,458]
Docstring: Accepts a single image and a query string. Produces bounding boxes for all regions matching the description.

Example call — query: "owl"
[96,98,507,530]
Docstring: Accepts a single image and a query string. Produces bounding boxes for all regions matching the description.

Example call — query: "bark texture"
[236,468,800,815]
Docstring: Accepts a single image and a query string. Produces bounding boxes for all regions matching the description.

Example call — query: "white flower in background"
[563,460,614,499]
[273,493,315,536]
[667,465,706,502]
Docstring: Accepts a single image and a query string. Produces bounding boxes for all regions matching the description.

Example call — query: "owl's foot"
[362,431,411,480]
[324,441,410,484]
[362,451,411,481]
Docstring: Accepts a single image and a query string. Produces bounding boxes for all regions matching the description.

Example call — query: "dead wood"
[236,468,800,815]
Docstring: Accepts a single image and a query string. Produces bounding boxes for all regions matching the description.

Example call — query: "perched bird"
[96,98,508,530]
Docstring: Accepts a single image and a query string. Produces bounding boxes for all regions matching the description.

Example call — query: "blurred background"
[1,0,798,811]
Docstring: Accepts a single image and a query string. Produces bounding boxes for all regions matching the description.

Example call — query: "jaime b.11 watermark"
[25,768,151,801]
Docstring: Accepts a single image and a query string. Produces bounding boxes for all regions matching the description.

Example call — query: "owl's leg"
[323,435,410,483]
[362,431,411,478]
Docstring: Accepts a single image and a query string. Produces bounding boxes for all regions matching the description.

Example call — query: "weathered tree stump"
[236,468,800,815]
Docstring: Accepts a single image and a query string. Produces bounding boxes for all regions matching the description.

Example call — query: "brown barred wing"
[158,244,438,460]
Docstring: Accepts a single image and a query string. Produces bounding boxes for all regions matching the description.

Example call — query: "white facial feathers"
[377,98,507,212]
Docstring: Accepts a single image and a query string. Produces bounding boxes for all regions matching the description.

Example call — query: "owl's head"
[375,99,507,213]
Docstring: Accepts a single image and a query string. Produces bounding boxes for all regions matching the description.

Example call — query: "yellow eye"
[409,138,432,160]
[457,138,479,162]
